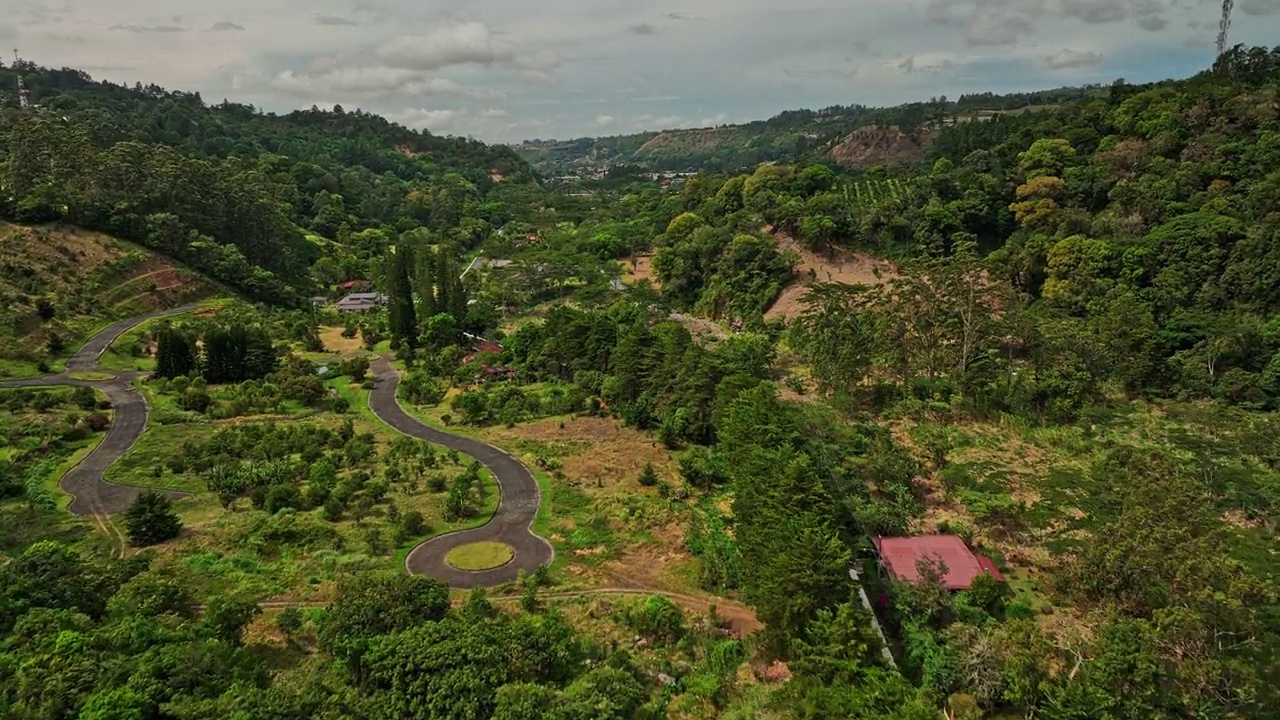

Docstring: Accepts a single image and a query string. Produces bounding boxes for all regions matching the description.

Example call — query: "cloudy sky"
[6,0,1280,143]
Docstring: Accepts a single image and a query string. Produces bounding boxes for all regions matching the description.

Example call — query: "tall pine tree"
[387,243,418,350]
[724,385,850,657]
[415,243,439,320]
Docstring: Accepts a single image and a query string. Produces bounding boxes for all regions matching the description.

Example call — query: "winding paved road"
[0,306,195,516]
[370,357,555,587]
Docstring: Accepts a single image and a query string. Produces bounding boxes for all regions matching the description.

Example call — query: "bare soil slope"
[828,125,936,169]
[765,232,898,321]
[634,127,740,158]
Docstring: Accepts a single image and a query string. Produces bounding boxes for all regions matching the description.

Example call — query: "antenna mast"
[1216,0,1234,57]
[14,49,30,110]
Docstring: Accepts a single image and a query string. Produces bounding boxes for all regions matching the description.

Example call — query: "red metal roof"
[872,535,1004,590]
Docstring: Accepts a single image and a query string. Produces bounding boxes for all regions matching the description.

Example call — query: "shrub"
[638,463,659,487]
[344,356,370,382]
[399,510,427,539]
[625,595,685,643]
[35,296,56,320]
[72,386,97,410]
[123,491,182,546]
[276,607,304,637]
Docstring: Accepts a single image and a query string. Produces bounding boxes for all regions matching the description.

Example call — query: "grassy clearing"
[445,541,515,570]
[104,423,215,494]
[317,326,365,355]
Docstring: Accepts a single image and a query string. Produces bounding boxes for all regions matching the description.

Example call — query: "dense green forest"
[0,60,544,304]
[3,46,1280,720]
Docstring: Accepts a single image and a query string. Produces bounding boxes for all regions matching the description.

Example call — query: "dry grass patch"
[491,415,679,497]
[318,326,365,355]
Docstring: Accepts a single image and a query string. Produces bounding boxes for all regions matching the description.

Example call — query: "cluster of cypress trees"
[154,323,278,382]
[385,242,469,352]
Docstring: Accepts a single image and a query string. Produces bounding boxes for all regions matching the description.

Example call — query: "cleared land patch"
[619,254,659,288]
[0,223,217,378]
[765,231,898,321]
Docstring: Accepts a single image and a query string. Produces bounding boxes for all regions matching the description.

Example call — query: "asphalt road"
[66,304,199,371]
[369,358,555,587]
[0,307,195,515]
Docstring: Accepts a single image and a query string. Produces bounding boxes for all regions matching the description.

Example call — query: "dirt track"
[0,306,196,518]
[369,357,555,587]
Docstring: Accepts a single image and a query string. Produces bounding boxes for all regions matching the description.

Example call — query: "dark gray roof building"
[336,292,388,312]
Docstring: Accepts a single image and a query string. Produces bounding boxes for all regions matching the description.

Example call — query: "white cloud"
[315,15,358,26]
[389,108,460,131]
[594,114,616,126]
[386,106,519,137]
[1241,0,1280,15]
[378,22,513,71]
[270,67,502,100]
[1045,48,1104,69]
[109,24,187,33]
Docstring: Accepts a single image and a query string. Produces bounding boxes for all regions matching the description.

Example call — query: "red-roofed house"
[338,279,371,291]
[461,340,504,365]
[872,535,1004,591]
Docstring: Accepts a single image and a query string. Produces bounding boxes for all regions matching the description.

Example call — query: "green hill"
[0,60,543,305]
[0,222,220,378]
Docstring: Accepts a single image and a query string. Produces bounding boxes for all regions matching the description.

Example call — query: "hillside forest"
[2,46,1280,720]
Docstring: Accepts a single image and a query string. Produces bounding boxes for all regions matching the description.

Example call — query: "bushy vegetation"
[0,387,110,517]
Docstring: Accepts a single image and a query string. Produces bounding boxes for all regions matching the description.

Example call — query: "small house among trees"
[336,293,388,312]
[872,535,1003,591]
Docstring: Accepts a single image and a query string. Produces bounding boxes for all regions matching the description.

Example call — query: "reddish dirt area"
[828,125,936,169]
[765,232,898,321]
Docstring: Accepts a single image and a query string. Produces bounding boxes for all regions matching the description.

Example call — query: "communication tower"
[1217,0,1234,57]
[14,49,30,110]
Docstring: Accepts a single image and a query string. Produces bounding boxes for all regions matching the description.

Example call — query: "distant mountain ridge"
[516,83,1117,175]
